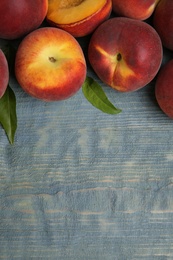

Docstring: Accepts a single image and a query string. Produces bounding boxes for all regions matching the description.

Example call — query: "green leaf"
[0,85,17,144]
[82,76,122,114]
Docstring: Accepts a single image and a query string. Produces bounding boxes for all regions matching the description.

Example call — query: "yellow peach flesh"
[47,0,107,24]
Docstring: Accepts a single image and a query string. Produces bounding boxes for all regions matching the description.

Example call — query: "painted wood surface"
[0,31,173,260]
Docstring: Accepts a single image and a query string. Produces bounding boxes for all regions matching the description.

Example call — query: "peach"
[155,60,173,118]
[46,0,112,37]
[0,49,9,98]
[153,0,173,51]
[88,17,163,92]
[15,27,86,101]
[112,0,160,20]
[0,0,48,40]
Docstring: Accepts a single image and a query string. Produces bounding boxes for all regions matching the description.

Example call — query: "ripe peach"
[155,60,173,118]
[153,0,173,51]
[15,27,86,101]
[0,49,9,98]
[112,0,160,20]
[88,17,163,92]
[0,0,48,40]
[46,0,112,37]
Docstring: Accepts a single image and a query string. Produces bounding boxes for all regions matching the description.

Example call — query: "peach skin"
[15,27,87,101]
[112,0,160,20]
[0,0,48,40]
[0,49,9,98]
[155,60,173,119]
[153,0,173,51]
[88,17,163,92]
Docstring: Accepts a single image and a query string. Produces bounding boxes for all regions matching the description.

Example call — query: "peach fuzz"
[46,0,112,37]
[0,50,9,98]
[0,0,48,40]
[112,0,160,20]
[15,27,86,101]
[88,17,163,92]
[153,0,173,51]
[155,60,173,119]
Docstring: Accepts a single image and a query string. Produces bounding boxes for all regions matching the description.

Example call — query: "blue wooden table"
[0,26,173,260]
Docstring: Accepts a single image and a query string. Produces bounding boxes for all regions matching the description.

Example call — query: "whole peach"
[88,17,163,92]
[0,49,9,98]
[15,27,86,101]
[0,0,48,40]
[155,60,173,118]
[112,0,160,20]
[153,0,173,51]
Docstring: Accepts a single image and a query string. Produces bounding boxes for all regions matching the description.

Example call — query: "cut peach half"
[46,0,112,37]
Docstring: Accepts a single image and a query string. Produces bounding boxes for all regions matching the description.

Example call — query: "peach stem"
[49,57,57,63]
